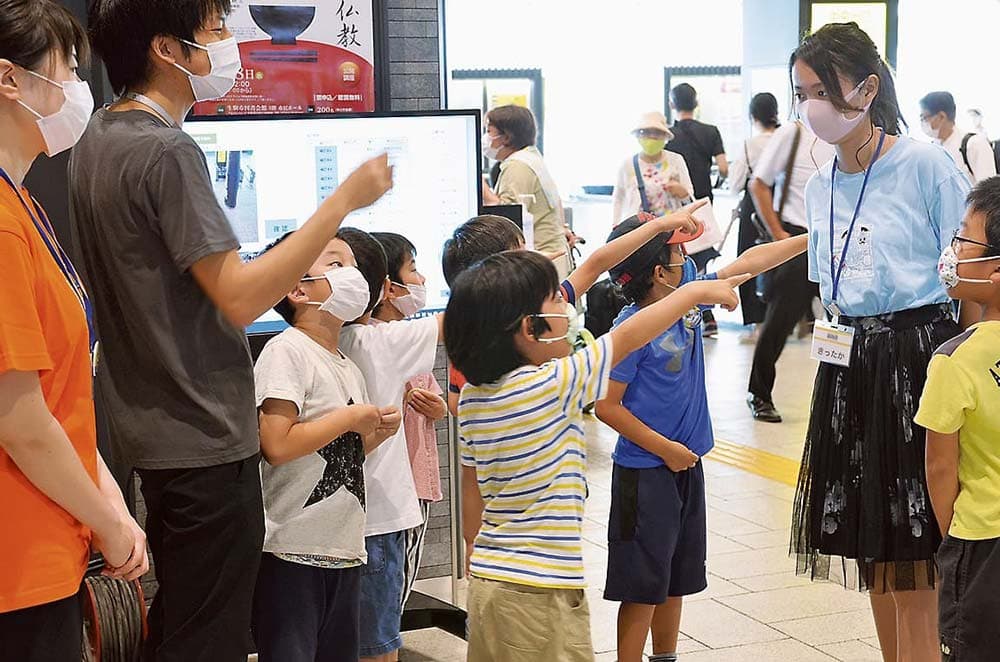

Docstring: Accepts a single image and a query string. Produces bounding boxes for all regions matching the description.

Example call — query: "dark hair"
[258,230,297,325]
[750,92,780,129]
[442,215,525,287]
[670,83,698,112]
[486,105,536,151]
[445,251,560,386]
[791,22,905,136]
[968,177,1000,258]
[336,227,388,318]
[920,91,957,122]
[371,231,416,284]
[0,0,89,73]
[620,244,681,304]
[88,0,232,95]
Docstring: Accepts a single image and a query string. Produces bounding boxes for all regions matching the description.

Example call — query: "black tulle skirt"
[791,303,960,592]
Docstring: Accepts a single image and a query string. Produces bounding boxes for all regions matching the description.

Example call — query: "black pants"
[748,224,817,401]
[0,589,81,662]
[938,536,1000,662]
[253,554,362,662]
[138,454,264,662]
[736,212,767,325]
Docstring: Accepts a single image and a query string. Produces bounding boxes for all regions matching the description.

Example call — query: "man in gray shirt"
[72,2,392,660]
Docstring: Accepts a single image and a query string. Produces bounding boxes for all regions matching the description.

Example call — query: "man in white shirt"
[746,121,835,422]
[920,91,997,185]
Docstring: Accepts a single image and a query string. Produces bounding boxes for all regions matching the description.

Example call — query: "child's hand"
[654,198,707,235]
[659,439,699,472]
[407,388,447,421]
[680,273,750,312]
[332,153,394,212]
[352,404,382,438]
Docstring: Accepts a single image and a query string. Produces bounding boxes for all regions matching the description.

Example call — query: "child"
[594,217,809,662]
[440,207,706,415]
[447,248,748,662]
[251,232,402,662]
[917,178,1000,662]
[371,231,448,607]
[336,227,444,662]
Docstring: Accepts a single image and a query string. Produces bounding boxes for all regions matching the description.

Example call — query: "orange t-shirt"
[0,180,98,613]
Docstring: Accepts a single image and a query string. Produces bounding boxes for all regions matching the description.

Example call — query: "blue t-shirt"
[806,137,969,317]
[609,264,715,469]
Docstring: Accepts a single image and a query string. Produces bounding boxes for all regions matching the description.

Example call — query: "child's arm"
[715,234,808,279]
[259,399,383,466]
[461,464,484,574]
[926,430,960,537]
[608,275,748,366]
[565,200,707,296]
[366,406,402,453]
[595,381,699,472]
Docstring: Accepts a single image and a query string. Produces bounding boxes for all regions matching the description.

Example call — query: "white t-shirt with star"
[254,327,371,564]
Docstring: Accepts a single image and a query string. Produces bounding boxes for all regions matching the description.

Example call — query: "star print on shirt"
[303,401,366,509]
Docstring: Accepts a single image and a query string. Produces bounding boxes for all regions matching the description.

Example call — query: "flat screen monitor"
[182,110,482,333]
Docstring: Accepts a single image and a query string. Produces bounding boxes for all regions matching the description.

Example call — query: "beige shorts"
[467,577,594,662]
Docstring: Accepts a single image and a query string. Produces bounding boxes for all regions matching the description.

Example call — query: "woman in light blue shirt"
[788,23,968,662]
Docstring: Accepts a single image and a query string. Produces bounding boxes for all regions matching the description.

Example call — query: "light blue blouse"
[806,137,970,317]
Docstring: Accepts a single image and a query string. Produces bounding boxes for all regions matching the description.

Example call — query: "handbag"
[750,124,800,242]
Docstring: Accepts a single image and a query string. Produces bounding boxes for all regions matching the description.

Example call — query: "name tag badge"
[811,320,855,367]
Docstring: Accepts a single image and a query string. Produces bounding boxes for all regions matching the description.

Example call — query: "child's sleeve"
[554,334,614,409]
[609,341,642,387]
[560,280,577,307]
[377,317,440,383]
[448,363,466,395]
[253,340,308,412]
[915,354,975,434]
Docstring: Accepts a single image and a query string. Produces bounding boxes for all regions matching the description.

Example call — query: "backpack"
[959,133,1000,177]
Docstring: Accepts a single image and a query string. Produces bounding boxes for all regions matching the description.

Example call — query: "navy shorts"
[937,535,1000,661]
[604,462,707,604]
[359,530,406,656]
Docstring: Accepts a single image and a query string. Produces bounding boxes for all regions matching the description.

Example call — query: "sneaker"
[747,394,783,423]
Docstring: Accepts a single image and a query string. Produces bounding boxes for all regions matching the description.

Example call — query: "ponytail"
[790,22,906,136]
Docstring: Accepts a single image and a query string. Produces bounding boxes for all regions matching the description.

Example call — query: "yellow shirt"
[915,321,1000,540]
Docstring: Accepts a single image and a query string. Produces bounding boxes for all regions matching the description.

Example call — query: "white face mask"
[174,37,241,101]
[797,79,872,144]
[482,132,500,161]
[920,119,940,140]
[391,281,427,317]
[303,266,371,322]
[937,244,1000,289]
[532,302,583,345]
[17,71,94,156]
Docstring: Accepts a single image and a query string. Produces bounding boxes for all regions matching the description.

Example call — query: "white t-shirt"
[728,130,776,193]
[753,122,835,229]
[339,316,439,536]
[936,127,997,184]
[254,327,370,562]
[611,150,694,224]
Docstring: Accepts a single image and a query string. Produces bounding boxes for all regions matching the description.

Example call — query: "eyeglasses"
[952,232,1000,253]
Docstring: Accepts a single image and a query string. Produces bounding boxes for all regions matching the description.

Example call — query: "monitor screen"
[182,111,482,333]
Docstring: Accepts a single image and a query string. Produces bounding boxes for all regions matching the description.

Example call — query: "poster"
[811,3,888,57]
[193,0,376,116]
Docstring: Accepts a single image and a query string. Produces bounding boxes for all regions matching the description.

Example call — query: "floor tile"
[678,638,836,661]
[707,545,797,580]
[687,574,749,602]
[707,532,751,556]
[731,528,792,550]
[730,571,814,592]
[818,639,885,661]
[772,609,878,646]
[706,506,769,537]
[718,583,871,623]
[678,600,786,649]
[708,493,793,531]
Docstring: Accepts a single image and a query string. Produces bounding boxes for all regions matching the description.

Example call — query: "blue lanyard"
[828,129,886,315]
[0,167,98,374]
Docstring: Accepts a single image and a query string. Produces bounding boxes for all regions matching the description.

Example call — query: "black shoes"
[747,394,782,423]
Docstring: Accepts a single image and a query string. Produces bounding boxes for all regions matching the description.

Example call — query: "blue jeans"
[359,530,406,656]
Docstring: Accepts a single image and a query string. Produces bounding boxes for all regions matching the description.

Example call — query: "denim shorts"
[359,530,406,656]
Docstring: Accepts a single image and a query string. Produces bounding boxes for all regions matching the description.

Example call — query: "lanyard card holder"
[811,319,855,367]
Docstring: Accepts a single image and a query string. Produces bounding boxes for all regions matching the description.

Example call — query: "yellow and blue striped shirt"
[459,336,613,588]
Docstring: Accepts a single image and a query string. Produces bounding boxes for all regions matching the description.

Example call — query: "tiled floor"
[400,330,886,661]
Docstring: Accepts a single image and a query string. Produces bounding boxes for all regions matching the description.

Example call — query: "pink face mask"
[797,79,872,144]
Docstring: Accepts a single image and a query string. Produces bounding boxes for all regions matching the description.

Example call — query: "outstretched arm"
[716,235,808,279]
[566,200,706,296]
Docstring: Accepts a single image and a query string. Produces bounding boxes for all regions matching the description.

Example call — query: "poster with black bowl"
[192,0,375,116]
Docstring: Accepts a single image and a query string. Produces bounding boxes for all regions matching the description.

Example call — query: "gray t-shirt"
[69,109,258,469]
